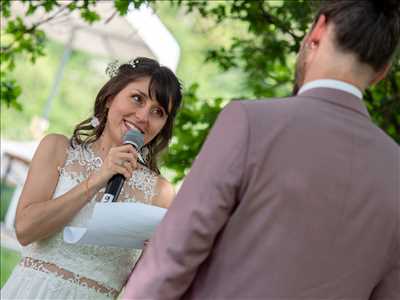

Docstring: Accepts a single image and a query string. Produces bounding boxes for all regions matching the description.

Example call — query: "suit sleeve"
[123,101,249,300]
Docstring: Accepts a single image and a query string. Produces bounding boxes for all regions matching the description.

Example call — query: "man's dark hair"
[315,0,400,71]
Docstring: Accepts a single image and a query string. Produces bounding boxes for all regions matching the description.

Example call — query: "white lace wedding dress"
[1,142,159,299]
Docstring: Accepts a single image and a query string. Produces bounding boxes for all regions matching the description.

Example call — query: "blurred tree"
[1,0,399,182]
[0,0,102,110]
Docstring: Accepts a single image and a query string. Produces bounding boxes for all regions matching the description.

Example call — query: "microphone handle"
[100,142,145,203]
[101,174,125,203]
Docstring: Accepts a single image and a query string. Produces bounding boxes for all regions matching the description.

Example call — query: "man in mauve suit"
[124,1,399,299]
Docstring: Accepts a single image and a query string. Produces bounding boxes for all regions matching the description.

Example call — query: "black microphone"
[100,130,144,203]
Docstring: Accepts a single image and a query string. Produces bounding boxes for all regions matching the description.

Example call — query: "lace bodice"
[21,142,159,296]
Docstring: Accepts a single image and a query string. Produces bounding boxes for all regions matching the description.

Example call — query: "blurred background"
[1,0,399,287]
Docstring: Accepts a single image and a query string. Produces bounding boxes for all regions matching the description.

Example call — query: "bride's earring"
[90,116,100,128]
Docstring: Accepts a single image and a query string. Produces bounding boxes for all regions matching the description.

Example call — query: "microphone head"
[123,129,144,150]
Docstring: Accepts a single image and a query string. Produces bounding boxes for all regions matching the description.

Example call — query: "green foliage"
[187,0,309,96]
[114,0,132,15]
[0,183,20,287]
[80,9,100,23]
[163,83,224,182]
[0,0,12,18]
[114,0,158,14]
[1,40,104,140]
[0,181,15,221]
[1,0,101,108]
[366,59,400,138]
[0,71,22,110]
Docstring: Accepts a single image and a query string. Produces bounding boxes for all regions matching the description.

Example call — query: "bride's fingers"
[113,165,131,179]
[108,145,136,160]
[128,159,137,171]
[112,160,136,175]
[122,160,135,177]
[116,144,138,155]
[115,152,138,164]
[106,145,139,177]
[110,154,137,175]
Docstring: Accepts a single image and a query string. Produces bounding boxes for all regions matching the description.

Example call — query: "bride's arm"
[15,134,105,246]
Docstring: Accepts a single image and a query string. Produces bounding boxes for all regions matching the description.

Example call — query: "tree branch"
[31,4,69,30]
[257,2,301,44]
[104,10,118,24]
[1,4,71,55]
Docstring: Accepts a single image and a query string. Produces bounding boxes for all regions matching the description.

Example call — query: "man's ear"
[370,64,391,85]
[307,14,328,47]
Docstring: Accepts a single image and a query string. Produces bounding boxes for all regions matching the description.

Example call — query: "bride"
[1,57,182,299]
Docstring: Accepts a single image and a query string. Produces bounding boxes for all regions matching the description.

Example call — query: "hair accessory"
[105,60,120,78]
[127,58,140,68]
[90,116,100,128]
[105,58,140,78]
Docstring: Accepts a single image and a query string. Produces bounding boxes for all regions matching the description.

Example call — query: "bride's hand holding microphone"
[89,144,139,193]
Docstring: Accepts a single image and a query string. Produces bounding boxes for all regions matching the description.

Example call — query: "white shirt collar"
[298,79,363,99]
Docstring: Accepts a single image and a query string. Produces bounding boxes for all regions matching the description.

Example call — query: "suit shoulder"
[217,101,250,126]
[238,97,298,112]
[233,97,298,122]
[371,125,400,154]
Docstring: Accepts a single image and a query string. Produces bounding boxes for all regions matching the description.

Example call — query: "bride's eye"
[152,107,165,118]
[131,95,142,104]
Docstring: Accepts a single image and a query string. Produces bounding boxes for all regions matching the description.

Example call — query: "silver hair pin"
[127,58,140,68]
[105,58,140,78]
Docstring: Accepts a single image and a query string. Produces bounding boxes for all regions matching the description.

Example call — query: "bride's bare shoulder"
[34,134,70,165]
[152,176,176,209]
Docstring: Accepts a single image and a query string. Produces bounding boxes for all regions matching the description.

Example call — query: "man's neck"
[298,79,363,99]
[303,73,366,93]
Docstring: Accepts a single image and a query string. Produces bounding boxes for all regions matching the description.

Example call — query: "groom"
[125,1,400,299]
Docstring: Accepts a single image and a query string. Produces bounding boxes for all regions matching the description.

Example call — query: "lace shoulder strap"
[58,142,101,183]
[125,165,158,204]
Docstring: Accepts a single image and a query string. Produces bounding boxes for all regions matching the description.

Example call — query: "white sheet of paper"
[63,202,167,249]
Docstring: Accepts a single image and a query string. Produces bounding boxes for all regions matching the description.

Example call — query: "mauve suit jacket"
[124,88,399,300]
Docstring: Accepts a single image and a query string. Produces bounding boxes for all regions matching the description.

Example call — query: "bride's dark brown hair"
[71,57,182,174]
